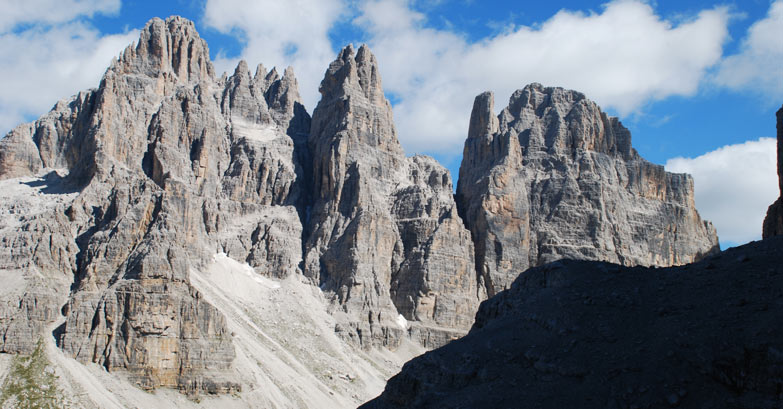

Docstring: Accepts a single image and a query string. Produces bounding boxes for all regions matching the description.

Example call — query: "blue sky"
[1,0,781,247]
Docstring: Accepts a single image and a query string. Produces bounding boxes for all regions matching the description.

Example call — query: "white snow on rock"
[396,314,409,330]
[231,118,283,143]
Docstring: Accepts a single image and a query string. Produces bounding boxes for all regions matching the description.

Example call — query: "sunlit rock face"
[0,16,311,394]
[304,44,478,349]
[0,15,722,400]
[457,84,719,297]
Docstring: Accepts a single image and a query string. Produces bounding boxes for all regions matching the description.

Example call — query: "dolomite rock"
[304,45,478,349]
[0,172,79,354]
[0,14,725,401]
[763,105,783,238]
[457,85,719,296]
[0,16,310,394]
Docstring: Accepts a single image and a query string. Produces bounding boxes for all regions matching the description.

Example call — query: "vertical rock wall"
[457,85,719,296]
[304,45,478,348]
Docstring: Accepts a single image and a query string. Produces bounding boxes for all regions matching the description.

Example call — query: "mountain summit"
[457,84,719,296]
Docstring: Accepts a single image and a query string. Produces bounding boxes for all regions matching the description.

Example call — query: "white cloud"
[0,1,137,136]
[665,138,778,246]
[714,0,783,99]
[354,0,730,157]
[203,0,348,111]
[0,0,120,32]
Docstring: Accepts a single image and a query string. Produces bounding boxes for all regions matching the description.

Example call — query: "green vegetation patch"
[0,339,66,409]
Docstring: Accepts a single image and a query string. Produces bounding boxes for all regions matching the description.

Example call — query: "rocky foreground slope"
[363,235,783,409]
[0,15,717,402]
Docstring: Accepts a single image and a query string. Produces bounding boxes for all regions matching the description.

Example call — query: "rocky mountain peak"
[500,83,633,159]
[458,84,718,296]
[233,59,251,78]
[319,44,387,108]
[467,91,499,140]
[309,44,403,195]
[115,16,214,84]
[0,15,727,405]
[304,44,478,349]
[266,66,305,127]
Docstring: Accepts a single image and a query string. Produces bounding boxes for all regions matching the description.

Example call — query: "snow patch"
[231,118,283,143]
[212,252,281,289]
[396,314,409,330]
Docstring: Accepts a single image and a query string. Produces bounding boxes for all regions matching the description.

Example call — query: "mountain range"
[0,16,768,408]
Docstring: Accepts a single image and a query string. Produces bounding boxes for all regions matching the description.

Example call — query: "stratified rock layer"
[0,16,311,394]
[304,45,478,348]
[763,105,783,238]
[457,85,719,296]
[364,235,783,409]
[0,15,725,400]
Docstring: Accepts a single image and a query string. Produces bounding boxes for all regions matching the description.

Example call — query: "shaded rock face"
[304,45,478,348]
[0,16,310,394]
[457,85,719,296]
[763,105,783,238]
[364,236,783,409]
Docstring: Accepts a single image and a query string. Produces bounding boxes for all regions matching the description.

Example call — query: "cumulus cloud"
[203,0,347,110]
[0,0,120,32]
[665,138,778,246]
[355,0,730,157]
[0,1,137,136]
[714,0,783,99]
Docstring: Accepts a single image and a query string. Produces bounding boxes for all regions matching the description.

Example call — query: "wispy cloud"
[0,0,120,32]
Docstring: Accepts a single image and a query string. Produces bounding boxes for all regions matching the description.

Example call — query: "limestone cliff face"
[763,105,783,238]
[0,15,724,400]
[457,85,719,296]
[304,45,478,348]
[0,16,310,394]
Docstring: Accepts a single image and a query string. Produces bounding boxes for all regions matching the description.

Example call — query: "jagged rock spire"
[304,44,478,348]
[116,16,214,83]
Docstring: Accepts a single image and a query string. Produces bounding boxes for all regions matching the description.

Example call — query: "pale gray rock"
[0,16,310,395]
[0,15,725,401]
[391,155,478,346]
[457,85,720,296]
[304,45,478,349]
[763,105,783,238]
[0,90,96,181]
[0,172,78,354]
